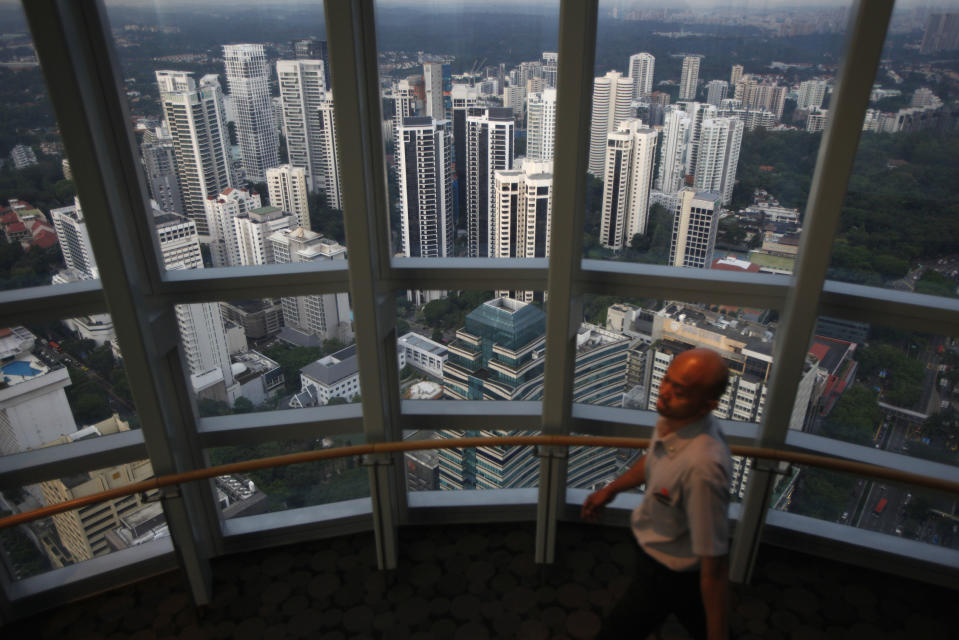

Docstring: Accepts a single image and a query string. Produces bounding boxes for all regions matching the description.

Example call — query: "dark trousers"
[596,546,707,640]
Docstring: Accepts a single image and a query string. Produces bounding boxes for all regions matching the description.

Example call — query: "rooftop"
[398,332,447,357]
[301,345,359,386]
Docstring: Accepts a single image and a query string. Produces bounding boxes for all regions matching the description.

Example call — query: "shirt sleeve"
[684,463,730,557]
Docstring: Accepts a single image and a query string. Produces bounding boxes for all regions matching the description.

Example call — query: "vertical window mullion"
[325,0,404,570]
[537,0,599,564]
[21,0,218,604]
[730,0,896,583]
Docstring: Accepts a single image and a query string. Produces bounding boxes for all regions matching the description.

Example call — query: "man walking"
[582,348,732,640]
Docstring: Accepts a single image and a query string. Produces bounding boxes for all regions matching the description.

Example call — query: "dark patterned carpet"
[5,522,957,639]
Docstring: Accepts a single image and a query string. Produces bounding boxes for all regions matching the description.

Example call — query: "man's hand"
[581,487,615,521]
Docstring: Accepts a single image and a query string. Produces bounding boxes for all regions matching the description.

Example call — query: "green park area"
[748,252,795,273]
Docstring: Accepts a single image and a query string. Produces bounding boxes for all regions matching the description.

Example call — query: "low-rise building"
[397,332,447,379]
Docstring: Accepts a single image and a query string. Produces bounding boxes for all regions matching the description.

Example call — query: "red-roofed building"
[1,212,19,225]
[809,336,858,416]
[31,230,59,250]
[4,221,29,243]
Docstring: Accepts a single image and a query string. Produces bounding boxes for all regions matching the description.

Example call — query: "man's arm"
[580,453,646,521]
[699,554,728,640]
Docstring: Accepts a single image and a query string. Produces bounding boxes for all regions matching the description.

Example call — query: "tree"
[790,468,857,521]
[820,384,880,445]
[87,344,115,378]
[322,338,346,355]
[233,397,254,413]
[326,396,348,406]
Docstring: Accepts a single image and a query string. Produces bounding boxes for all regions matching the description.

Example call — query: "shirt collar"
[653,415,712,458]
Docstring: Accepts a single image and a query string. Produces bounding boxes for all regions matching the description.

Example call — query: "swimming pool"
[2,361,42,377]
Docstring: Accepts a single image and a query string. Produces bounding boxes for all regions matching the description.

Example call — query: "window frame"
[1,0,957,622]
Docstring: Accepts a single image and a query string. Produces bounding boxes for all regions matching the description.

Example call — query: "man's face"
[656,354,715,421]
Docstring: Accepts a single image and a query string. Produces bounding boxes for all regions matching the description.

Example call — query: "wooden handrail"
[1,434,957,531]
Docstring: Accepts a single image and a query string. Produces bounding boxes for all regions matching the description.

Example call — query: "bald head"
[656,348,730,424]
[673,348,730,402]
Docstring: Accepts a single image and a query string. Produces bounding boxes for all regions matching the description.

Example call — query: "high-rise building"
[266,164,310,230]
[140,126,184,215]
[438,298,626,489]
[681,101,717,180]
[450,85,482,223]
[0,326,75,457]
[541,52,558,89]
[730,64,744,87]
[51,197,98,279]
[806,109,829,133]
[391,80,416,144]
[467,107,515,258]
[669,188,720,269]
[203,187,262,267]
[588,71,633,175]
[223,44,280,183]
[269,227,353,342]
[156,71,234,235]
[628,52,655,100]
[423,62,449,119]
[526,89,557,162]
[492,160,552,261]
[316,91,342,209]
[154,208,237,398]
[679,56,701,101]
[655,109,692,193]
[398,117,454,263]
[600,119,658,250]
[277,60,340,206]
[705,80,729,107]
[292,38,329,87]
[492,161,553,303]
[919,13,959,55]
[234,206,294,266]
[797,80,828,111]
[693,117,743,205]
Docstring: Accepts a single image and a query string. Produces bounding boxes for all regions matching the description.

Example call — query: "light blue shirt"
[631,415,732,571]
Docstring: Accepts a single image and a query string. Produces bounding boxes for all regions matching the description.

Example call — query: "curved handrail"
[1,434,957,531]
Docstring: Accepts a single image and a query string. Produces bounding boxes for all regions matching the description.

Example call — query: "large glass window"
[796,317,958,469]
[1,315,138,458]
[206,435,368,519]
[104,1,345,275]
[375,1,560,261]
[581,1,851,271]
[403,429,542,492]
[174,295,357,418]
[3,0,958,616]
[0,3,94,291]
[828,3,959,296]
[0,460,165,581]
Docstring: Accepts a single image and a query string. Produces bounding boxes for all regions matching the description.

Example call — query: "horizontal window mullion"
[579,260,791,309]
[399,400,542,430]
[0,280,107,327]
[156,263,352,303]
[784,430,959,486]
[0,428,147,488]
[570,404,760,446]
[197,405,364,448]
[819,279,959,336]
[389,258,549,292]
